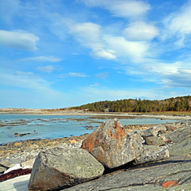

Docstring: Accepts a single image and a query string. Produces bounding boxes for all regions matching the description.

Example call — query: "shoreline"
[0,120,190,189]
[1,110,191,120]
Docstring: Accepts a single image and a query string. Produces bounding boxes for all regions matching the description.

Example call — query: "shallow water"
[0,114,179,145]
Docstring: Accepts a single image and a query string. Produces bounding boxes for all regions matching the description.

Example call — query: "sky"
[0,0,191,108]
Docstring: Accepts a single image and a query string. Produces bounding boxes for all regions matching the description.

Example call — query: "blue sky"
[0,0,191,108]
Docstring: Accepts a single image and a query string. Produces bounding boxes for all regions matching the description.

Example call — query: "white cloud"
[148,62,181,75]
[104,35,149,62]
[67,21,116,60]
[21,56,61,62]
[66,20,150,62]
[164,1,191,47]
[80,0,150,19]
[58,72,89,78]
[36,65,55,73]
[142,60,191,88]
[96,72,108,79]
[161,69,191,88]
[68,72,89,77]
[0,30,39,50]
[92,49,116,59]
[123,22,159,41]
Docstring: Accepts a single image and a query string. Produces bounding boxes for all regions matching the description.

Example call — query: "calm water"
[0,114,179,145]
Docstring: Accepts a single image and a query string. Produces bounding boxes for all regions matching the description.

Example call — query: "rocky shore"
[0,120,191,190]
[0,134,89,175]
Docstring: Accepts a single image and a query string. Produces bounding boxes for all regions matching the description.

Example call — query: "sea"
[0,114,179,145]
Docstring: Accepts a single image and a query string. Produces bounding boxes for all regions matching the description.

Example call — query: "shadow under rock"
[136,159,191,169]
[14,179,29,191]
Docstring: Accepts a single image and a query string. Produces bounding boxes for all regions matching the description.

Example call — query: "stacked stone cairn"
[28,119,169,190]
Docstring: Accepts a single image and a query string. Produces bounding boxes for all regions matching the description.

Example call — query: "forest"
[71,96,191,112]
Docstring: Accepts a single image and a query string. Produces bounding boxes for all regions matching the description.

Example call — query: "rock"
[62,155,191,191]
[14,132,31,137]
[28,147,104,191]
[82,119,144,169]
[134,145,169,165]
[21,158,35,169]
[13,142,22,147]
[141,125,166,137]
[144,136,166,146]
[64,124,191,191]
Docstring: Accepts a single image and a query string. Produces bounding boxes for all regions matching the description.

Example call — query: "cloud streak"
[123,22,159,41]
[36,65,55,73]
[21,56,61,62]
[164,1,191,47]
[0,30,39,50]
[80,0,150,19]
[59,72,89,78]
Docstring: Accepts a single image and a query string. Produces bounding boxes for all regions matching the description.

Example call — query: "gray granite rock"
[134,145,169,165]
[144,136,166,146]
[28,147,104,191]
[63,155,191,191]
[62,123,191,191]
[141,125,166,137]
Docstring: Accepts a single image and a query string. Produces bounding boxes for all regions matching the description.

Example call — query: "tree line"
[71,96,191,112]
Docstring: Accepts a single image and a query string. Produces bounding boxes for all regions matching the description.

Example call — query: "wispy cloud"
[161,69,191,88]
[66,21,116,60]
[63,19,151,62]
[0,30,39,50]
[36,65,55,73]
[104,35,150,62]
[80,0,150,19]
[0,71,52,91]
[163,1,191,47]
[21,56,61,62]
[59,72,89,78]
[68,72,89,77]
[96,72,108,79]
[123,21,159,41]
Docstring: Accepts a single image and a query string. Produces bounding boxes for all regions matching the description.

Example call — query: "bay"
[0,114,179,145]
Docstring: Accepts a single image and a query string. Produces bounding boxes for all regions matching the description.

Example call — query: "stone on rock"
[28,147,104,191]
[141,125,166,137]
[82,119,144,169]
[134,145,169,165]
[21,158,35,169]
[144,136,166,146]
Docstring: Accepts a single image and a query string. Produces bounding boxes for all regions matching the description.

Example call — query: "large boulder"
[28,147,104,191]
[82,119,144,169]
